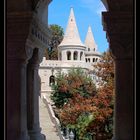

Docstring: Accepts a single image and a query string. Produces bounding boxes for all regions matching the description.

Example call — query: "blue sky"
[48,0,109,53]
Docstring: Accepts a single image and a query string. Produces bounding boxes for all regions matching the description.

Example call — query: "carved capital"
[102,11,133,59]
[38,48,45,63]
[28,47,45,67]
[102,12,133,35]
[25,39,35,59]
[109,39,133,60]
[14,39,34,63]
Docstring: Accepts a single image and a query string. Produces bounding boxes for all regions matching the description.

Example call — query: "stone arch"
[6,0,134,140]
[67,51,71,60]
[49,75,55,86]
[80,51,83,60]
[33,0,52,25]
[74,51,78,60]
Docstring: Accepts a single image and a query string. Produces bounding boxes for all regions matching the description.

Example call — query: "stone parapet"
[40,58,94,70]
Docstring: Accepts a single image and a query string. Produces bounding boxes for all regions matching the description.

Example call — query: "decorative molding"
[101,0,133,11]
[27,16,51,49]
[102,11,133,59]
[28,47,45,66]
[34,0,52,13]
[38,48,45,63]
[102,12,133,34]
[109,40,133,60]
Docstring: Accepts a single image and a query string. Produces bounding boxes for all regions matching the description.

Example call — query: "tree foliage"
[45,24,64,60]
[93,49,114,87]
[51,68,97,108]
[51,49,115,140]
[90,49,115,139]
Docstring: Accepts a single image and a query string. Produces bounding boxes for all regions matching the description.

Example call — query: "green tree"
[45,24,64,60]
[93,49,114,87]
[51,68,97,108]
[57,50,115,140]
[51,50,115,140]
[88,49,115,139]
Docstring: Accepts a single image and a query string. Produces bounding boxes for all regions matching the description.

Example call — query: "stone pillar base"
[29,130,46,140]
[111,136,115,140]
[20,133,30,140]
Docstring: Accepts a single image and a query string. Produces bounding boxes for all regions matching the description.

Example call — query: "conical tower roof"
[85,26,97,51]
[59,8,85,47]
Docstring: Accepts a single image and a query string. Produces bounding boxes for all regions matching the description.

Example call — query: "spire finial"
[58,7,85,47]
[85,26,97,51]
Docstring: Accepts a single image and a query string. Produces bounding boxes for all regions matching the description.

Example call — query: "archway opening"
[67,51,71,60]
[49,75,55,86]
[74,51,78,60]
[80,51,83,60]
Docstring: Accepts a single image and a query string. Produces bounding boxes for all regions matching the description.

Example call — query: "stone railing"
[42,96,65,140]
[39,57,93,70]
[42,95,76,140]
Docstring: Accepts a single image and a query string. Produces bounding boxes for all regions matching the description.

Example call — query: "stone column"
[102,12,134,140]
[82,52,85,61]
[7,57,30,140]
[20,60,31,140]
[62,50,67,61]
[78,51,80,61]
[7,12,32,140]
[71,51,74,61]
[27,48,45,140]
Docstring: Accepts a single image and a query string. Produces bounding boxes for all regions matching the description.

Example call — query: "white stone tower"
[84,26,101,63]
[58,8,86,62]
[39,8,102,96]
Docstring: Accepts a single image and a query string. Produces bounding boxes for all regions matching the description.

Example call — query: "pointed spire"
[59,8,85,47]
[85,26,97,51]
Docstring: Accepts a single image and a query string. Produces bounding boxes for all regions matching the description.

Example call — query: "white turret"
[39,8,102,95]
[84,26,101,63]
[85,26,97,52]
[58,8,86,61]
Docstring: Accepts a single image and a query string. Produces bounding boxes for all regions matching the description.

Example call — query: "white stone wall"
[39,57,93,94]
[39,54,102,96]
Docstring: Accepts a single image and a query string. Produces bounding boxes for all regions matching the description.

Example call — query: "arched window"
[85,58,88,62]
[74,51,78,60]
[96,58,98,62]
[93,58,95,62]
[67,51,71,60]
[59,52,62,60]
[88,58,90,62]
[93,48,95,51]
[49,75,55,86]
[88,48,90,51]
[80,52,83,60]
